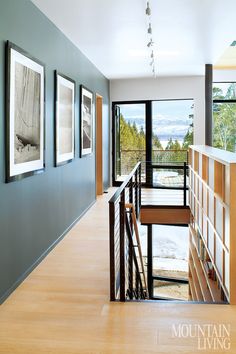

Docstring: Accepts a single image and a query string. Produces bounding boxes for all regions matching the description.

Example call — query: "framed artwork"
[55,72,75,166]
[80,85,93,156]
[5,41,45,182]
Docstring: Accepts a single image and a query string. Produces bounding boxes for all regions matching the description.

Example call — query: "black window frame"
[112,100,151,186]
[212,81,236,152]
[112,98,194,186]
[213,81,236,103]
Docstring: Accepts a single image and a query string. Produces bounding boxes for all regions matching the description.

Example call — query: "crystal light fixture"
[145,1,156,77]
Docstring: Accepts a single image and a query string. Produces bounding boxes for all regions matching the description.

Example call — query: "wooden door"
[96,95,103,195]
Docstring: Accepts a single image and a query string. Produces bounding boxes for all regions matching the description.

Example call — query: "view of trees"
[120,112,193,154]
[119,107,193,175]
[120,114,145,151]
[117,84,236,178]
[120,114,145,173]
[213,84,236,153]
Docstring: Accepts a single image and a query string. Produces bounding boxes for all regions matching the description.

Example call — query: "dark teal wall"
[0,0,110,302]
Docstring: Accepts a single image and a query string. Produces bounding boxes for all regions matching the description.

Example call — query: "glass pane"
[116,103,146,181]
[152,99,194,163]
[213,102,236,152]
[213,82,236,100]
[152,225,189,300]
[152,225,189,278]
[152,167,184,188]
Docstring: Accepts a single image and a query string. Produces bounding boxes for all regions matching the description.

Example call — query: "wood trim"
[189,226,222,302]
[140,206,190,225]
[214,65,236,70]
[230,164,236,304]
[202,154,208,182]
[96,94,103,195]
[189,258,204,301]
[189,146,236,303]
[189,239,212,302]
[214,161,224,199]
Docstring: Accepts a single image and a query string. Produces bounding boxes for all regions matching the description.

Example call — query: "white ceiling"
[32,0,236,79]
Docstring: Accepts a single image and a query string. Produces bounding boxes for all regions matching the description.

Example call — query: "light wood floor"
[0,190,235,353]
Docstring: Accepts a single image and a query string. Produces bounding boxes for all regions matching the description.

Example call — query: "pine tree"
[213,83,236,152]
[165,137,174,150]
[152,134,163,149]
[182,129,193,149]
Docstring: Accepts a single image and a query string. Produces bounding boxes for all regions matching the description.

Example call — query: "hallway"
[0,191,235,353]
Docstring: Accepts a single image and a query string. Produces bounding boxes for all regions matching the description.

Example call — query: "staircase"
[109,161,190,302]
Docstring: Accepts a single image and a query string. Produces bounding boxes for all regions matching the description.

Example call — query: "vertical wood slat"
[230,164,236,304]
[128,227,133,300]
[184,162,187,207]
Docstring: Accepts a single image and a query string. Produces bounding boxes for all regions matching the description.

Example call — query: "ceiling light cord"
[147,39,154,48]
[145,0,156,77]
[146,1,151,16]
[147,23,152,34]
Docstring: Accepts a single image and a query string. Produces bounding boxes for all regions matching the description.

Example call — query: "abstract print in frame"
[80,85,93,156]
[55,72,75,166]
[6,41,45,182]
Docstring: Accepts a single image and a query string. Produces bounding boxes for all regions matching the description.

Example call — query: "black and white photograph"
[55,72,75,166]
[80,85,93,156]
[6,42,45,182]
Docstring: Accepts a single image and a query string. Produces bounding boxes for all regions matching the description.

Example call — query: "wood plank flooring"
[0,190,236,353]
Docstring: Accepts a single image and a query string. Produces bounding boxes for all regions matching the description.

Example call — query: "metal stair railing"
[109,162,145,301]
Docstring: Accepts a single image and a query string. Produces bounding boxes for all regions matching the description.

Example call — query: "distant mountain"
[125,118,192,142]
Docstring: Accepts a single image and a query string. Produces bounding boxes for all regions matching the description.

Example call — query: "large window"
[113,99,194,184]
[152,100,193,152]
[213,82,236,152]
[114,103,146,181]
